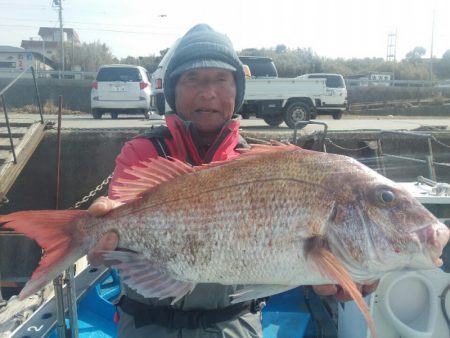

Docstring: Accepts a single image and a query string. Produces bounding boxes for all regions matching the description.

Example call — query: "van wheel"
[263,115,283,127]
[92,109,102,119]
[283,102,310,129]
[111,112,118,119]
[332,111,343,120]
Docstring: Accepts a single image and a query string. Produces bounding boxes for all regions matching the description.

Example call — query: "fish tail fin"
[0,210,88,300]
[311,248,377,338]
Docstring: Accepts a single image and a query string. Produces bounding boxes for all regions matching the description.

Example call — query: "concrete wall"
[0,78,92,113]
[348,85,450,103]
[1,78,450,114]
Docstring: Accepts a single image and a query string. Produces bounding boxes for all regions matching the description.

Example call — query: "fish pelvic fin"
[102,251,195,304]
[0,210,88,300]
[309,244,377,338]
[230,285,297,303]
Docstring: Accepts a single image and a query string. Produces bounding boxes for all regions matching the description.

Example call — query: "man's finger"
[87,232,119,266]
[312,284,338,296]
[88,197,122,216]
[362,281,379,296]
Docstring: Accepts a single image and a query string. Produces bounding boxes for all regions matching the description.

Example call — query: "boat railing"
[292,121,450,183]
[377,130,450,181]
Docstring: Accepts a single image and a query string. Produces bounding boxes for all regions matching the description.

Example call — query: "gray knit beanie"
[163,24,245,114]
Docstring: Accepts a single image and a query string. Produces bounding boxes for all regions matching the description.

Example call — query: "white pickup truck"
[241,77,326,128]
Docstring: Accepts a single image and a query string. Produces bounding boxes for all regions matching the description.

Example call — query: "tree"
[275,44,287,54]
[405,46,426,63]
[69,41,115,72]
[434,49,450,78]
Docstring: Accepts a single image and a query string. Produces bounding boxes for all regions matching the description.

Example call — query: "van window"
[307,74,345,88]
[97,67,142,82]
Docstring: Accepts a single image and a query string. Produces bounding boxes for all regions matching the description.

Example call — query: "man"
[88,24,377,337]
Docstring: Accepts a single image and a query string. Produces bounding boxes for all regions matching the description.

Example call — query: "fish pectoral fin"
[230,284,297,303]
[102,251,195,304]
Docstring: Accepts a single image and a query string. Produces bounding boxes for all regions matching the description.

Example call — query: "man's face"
[175,68,236,134]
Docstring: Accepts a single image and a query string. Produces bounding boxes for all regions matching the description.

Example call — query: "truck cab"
[298,73,348,120]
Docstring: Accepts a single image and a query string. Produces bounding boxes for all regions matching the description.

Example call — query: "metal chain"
[324,138,370,151]
[432,135,450,149]
[70,174,112,209]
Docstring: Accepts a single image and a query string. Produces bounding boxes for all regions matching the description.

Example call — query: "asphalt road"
[5,112,450,132]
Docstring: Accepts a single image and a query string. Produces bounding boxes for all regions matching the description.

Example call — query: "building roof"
[0,45,26,53]
[20,40,59,49]
[38,27,80,43]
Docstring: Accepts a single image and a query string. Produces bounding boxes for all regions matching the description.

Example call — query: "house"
[346,72,394,86]
[0,45,57,73]
[20,27,80,70]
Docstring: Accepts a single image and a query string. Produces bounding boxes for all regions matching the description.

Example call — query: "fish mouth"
[415,222,450,267]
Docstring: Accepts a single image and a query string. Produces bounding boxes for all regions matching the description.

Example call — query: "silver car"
[90,64,152,119]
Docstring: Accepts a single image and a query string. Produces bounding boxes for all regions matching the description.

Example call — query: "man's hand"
[87,197,122,266]
[312,281,379,302]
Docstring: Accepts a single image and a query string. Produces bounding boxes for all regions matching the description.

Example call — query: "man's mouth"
[195,108,219,114]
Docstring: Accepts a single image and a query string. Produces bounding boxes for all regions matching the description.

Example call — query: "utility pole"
[429,10,435,81]
[386,30,397,82]
[54,0,64,73]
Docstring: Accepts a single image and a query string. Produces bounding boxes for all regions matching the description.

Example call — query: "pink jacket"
[108,113,243,199]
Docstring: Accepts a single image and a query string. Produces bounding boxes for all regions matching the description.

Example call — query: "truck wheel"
[283,102,310,129]
[92,109,102,119]
[332,111,343,120]
[263,115,283,127]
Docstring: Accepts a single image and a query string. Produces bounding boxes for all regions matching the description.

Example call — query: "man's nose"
[198,80,217,99]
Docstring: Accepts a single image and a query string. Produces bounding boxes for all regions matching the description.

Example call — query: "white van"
[90,64,152,119]
[298,73,348,119]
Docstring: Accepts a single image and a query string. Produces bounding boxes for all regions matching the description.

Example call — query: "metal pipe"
[383,153,428,164]
[53,275,67,338]
[426,156,437,181]
[31,66,44,124]
[1,94,17,164]
[427,137,436,180]
[55,96,62,210]
[376,139,386,177]
[65,265,79,338]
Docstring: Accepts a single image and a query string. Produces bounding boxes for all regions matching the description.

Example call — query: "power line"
[0,23,174,35]
[0,16,172,30]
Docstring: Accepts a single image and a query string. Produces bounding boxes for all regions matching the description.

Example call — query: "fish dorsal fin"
[199,142,300,170]
[112,157,196,202]
[310,247,377,338]
[112,142,299,202]
[236,141,298,157]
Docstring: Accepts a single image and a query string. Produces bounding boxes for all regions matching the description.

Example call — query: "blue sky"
[0,0,449,60]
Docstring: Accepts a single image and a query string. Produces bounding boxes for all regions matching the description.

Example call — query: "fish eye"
[377,189,396,204]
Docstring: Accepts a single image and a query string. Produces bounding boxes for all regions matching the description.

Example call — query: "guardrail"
[346,79,450,88]
[0,68,96,81]
[1,68,449,88]
[0,66,43,163]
